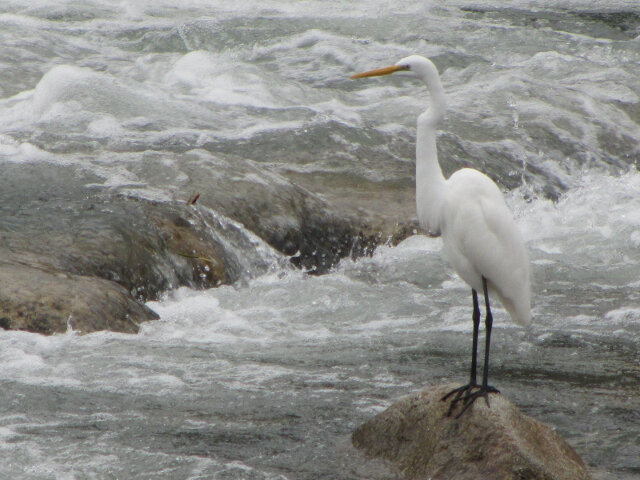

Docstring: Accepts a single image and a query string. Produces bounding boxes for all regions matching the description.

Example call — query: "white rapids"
[0,0,639,479]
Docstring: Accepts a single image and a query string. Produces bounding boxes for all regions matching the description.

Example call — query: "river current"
[1,1,639,479]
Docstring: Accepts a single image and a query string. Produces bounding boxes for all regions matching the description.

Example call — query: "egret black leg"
[455,277,500,416]
[442,277,500,418]
[481,276,494,390]
[441,288,481,416]
[470,288,480,386]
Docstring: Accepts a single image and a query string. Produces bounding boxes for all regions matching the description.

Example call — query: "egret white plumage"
[350,55,531,417]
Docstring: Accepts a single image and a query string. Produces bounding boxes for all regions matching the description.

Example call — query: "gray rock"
[164,150,414,274]
[0,157,414,334]
[0,193,242,334]
[352,384,593,480]
[0,164,236,334]
[0,262,158,334]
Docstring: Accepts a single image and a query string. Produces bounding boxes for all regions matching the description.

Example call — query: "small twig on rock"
[187,193,201,205]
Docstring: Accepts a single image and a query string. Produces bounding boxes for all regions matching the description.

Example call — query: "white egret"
[350,55,530,417]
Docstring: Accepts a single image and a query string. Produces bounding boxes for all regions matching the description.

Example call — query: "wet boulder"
[0,164,236,334]
[0,194,231,334]
[0,261,158,334]
[0,157,414,335]
[165,149,414,274]
[351,384,593,480]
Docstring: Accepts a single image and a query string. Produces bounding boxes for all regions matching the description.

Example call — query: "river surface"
[1,1,640,479]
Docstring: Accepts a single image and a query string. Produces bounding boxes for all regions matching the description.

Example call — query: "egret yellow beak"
[349,64,409,79]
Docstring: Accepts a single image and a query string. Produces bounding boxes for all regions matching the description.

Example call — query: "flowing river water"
[1,1,640,479]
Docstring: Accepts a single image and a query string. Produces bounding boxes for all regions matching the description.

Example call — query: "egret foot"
[441,384,478,417]
[442,384,500,418]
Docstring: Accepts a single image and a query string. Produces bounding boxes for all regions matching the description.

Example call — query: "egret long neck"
[415,68,447,235]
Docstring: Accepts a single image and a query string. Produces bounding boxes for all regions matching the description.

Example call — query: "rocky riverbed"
[0,158,417,334]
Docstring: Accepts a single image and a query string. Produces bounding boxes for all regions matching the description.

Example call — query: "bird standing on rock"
[350,55,531,417]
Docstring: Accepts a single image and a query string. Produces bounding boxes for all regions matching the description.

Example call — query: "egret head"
[349,55,437,81]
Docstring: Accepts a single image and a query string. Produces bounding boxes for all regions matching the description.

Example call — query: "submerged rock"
[166,149,414,274]
[0,194,230,334]
[352,384,592,480]
[0,164,236,333]
[0,262,158,334]
[0,160,412,334]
